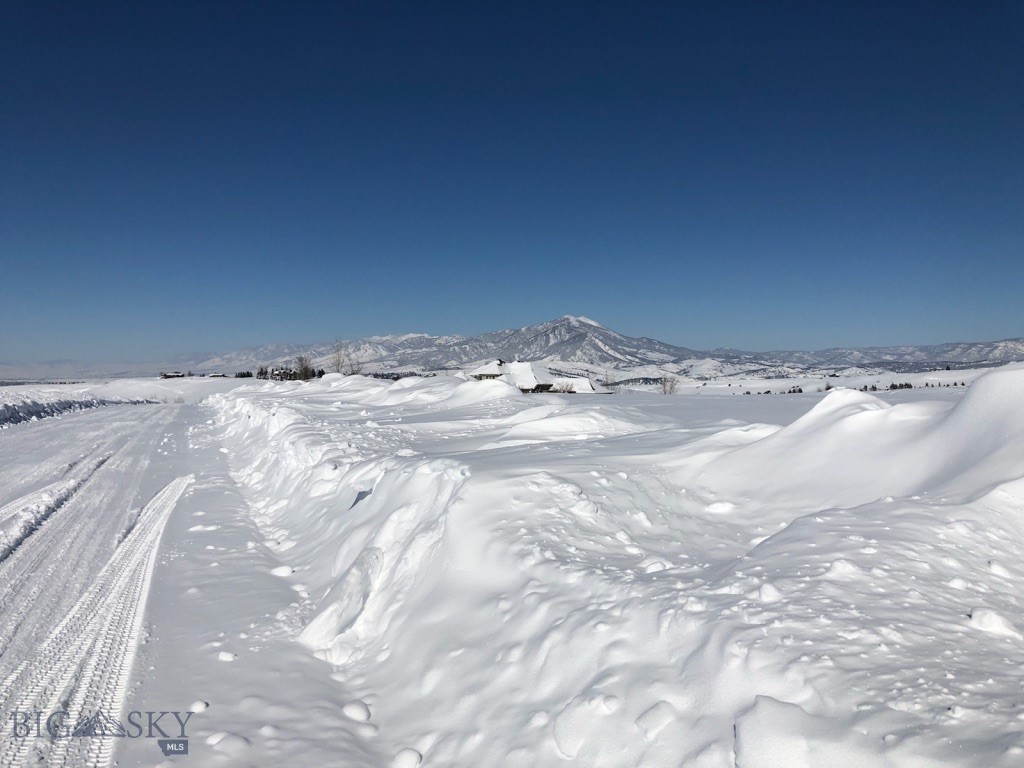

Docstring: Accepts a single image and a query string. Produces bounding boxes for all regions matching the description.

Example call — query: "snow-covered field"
[0,378,245,428]
[1,367,1022,766]
[0,385,152,428]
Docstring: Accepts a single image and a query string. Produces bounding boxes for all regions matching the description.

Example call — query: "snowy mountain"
[787,338,1024,366]
[712,338,1024,369]
[169,316,700,374]
[182,316,1022,375]
[3,317,1022,380]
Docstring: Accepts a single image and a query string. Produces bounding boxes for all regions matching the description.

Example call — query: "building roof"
[500,361,555,391]
[469,360,505,377]
[551,376,612,394]
[471,360,605,392]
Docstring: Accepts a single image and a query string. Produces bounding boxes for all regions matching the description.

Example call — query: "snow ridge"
[211,377,475,668]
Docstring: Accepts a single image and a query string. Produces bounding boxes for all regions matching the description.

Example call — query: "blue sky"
[2,2,1022,362]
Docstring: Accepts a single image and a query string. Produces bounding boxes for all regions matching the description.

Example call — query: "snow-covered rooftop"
[500,361,554,391]
[551,376,612,394]
[469,360,505,377]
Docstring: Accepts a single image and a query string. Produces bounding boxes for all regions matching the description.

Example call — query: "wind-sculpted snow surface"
[701,368,1024,507]
[210,369,1024,767]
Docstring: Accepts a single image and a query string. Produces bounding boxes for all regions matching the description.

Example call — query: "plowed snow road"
[0,405,191,767]
[0,397,384,768]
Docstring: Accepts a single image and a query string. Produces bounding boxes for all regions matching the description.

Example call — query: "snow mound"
[297,457,468,665]
[701,368,1024,507]
[441,378,525,407]
[969,608,1023,640]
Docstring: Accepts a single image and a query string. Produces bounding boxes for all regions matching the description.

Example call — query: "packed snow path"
[0,392,384,768]
[0,477,191,768]
[0,406,192,767]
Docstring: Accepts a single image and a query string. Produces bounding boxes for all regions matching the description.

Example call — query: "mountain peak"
[558,315,604,328]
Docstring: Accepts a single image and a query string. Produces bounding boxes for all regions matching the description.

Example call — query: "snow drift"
[209,368,1024,767]
[699,368,1024,508]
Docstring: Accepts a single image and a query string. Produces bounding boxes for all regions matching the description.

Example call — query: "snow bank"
[0,377,248,427]
[211,378,478,668]
[209,369,1024,767]
[0,389,152,427]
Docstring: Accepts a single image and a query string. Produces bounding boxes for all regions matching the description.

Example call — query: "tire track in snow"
[0,452,113,563]
[0,444,99,511]
[0,406,158,509]
[0,475,192,768]
[0,409,172,660]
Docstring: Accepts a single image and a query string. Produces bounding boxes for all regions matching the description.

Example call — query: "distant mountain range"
[177,315,1024,374]
[3,316,1023,381]
[183,315,700,374]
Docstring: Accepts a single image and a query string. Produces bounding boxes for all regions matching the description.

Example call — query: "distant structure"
[471,360,506,380]
[160,371,186,379]
[469,360,610,394]
[550,376,611,394]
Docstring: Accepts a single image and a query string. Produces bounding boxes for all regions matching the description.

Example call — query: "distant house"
[551,376,612,394]
[469,360,505,380]
[501,361,555,393]
[470,360,608,394]
[470,360,552,391]
[160,371,186,379]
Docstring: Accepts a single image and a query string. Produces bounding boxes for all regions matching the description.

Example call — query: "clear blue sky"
[2,1,1022,362]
